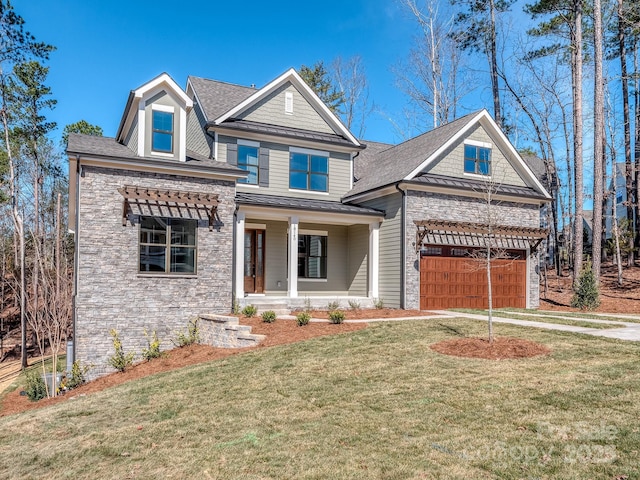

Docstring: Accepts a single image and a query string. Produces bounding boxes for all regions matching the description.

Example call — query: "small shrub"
[328,310,345,324]
[142,329,163,361]
[327,300,341,311]
[242,305,258,318]
[233,299,241,314]
[374,297,384,309]
[262,310,277,323]
[63,361,90,390]
[296,312,311,326]
[303,296,312,312]
[348,299,361,311]
[173,318,200,347]
[24,370,47,402]
[571,263,601,310]
[108,329,135,372]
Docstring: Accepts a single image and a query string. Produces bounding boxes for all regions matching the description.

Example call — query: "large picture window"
[152,110,174,153]
[298,234,327,279]
[290,151,328,192]
[139,217,197,274]
[238,144,259,184]
[464,144,491,176]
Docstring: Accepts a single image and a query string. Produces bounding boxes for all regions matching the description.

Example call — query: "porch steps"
[198,314,266,348]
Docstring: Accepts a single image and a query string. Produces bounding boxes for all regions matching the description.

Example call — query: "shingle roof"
[407,173,548,200]
[67,133,245,174]
[235,192,384,217]
[346,111,481,198]
[220,119,360,148]
[354,140,393,181]
[188,76,256,122]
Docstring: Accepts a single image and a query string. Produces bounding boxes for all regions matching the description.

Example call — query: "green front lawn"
[1,319,639,479]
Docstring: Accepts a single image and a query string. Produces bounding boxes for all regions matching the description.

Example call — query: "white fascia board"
[237,204,384,225]
[403,111,486,181]
[213,68,361,147]
[134,72,193,109]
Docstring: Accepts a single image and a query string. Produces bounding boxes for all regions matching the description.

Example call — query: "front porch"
[233,192,385,310]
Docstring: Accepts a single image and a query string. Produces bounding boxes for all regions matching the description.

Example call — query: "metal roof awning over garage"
[118,185,220,230]
[414,219,549,253]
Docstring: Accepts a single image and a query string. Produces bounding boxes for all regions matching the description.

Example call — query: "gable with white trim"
[237,81,336,135]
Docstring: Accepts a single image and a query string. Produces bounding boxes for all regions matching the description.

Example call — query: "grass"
[1,320,640,479]
[453,308,625,329]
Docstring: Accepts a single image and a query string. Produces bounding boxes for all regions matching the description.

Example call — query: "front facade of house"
[68,69,550,377]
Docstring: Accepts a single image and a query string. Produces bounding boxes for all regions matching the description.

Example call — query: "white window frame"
[151,104,176,157]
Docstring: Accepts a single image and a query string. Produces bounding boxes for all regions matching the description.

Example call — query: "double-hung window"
[152,109,174,153]
[298,234,327,279]
[238,143,259,185]
[290,149,329,192]
[464,144,491,176]
[139,217,197,274]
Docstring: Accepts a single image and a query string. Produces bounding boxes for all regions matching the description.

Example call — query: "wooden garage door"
[420,251,526,310]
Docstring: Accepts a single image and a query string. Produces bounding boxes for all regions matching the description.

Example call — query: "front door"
[244,229,265,293]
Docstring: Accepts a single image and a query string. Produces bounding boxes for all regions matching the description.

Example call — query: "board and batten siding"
[359,192,402,308]
[297,223,349,295]
[186,102,212,158]
[347,224,368,296]
[424,124,526,187]
[219,135,352,201]
[238,82,335,135]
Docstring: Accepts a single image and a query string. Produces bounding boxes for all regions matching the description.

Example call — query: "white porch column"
[234,211,245,300]
[288,216,299,298]
[368,222,380,298]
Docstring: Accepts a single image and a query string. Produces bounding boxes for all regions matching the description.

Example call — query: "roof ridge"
[188,75,256,92]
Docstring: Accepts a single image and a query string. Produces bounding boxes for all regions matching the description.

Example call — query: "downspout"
[232,204,240,311]
[396,182,407,309]
[71,155,81,364]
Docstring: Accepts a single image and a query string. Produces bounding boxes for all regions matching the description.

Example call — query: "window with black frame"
[139,217,197,274]
[298,234,327,279]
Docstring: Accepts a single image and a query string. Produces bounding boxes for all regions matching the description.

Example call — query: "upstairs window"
[616,192,624,204]
[238,144,259,184]
[290,150,328,192]
[298,234,327,279]
[139,217,196,274]
[464,144,491,176]
[152,110,174,153]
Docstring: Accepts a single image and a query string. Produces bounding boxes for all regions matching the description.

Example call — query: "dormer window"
[152,106,174,153]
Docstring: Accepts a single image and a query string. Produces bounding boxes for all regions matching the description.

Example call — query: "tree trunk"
[489,0,502,128]
[573,0,584,283]
[592,0,604,282]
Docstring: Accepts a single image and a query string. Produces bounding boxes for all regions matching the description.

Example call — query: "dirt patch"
[540,264,640,313]
[430,337,551,360]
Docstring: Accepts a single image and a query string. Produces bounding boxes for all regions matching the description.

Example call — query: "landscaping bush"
[296,312,311,326]
[348,299,360,310]
[327,300,341,311]
[261,310,277,323]
[24,370,47,402]
[142,329,163,361]
[173,318,200,347]
[328,310,345,324]
[108,329,135,372]
[571,263,601,311]
[63,361,90,390]
[374,297,384,309]
[242,305,258,318]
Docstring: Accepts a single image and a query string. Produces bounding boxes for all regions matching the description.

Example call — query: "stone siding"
[404,190,541,310]
[75,166,235,378]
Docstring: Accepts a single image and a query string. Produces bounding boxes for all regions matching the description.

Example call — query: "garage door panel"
[420,254,526,310]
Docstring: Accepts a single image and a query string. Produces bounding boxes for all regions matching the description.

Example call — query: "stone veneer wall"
[404,190,542,310]
[75,166,235,378]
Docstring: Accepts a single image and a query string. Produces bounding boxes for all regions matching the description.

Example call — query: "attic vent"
[285,92,293,114]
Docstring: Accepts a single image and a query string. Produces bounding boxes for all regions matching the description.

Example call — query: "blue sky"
[20,0,432,146]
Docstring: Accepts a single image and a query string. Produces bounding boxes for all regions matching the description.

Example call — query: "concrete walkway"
[428,310,640,342]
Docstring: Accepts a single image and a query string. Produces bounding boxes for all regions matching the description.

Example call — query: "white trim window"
[151,105,175,154]
[464,143,491,176]
[289,147,329,192]
[139,217,197,274]
[238,140,260,185]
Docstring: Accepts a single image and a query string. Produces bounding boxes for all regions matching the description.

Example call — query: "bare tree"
[331,55,372,138]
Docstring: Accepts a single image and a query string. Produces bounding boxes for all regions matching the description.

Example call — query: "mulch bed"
[430,337,551,360]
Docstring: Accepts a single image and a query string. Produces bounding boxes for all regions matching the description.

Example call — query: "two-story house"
[68,69,550,377]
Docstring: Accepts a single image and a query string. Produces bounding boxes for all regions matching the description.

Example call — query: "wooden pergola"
[118,185,220,230]
[414,219,549,254]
